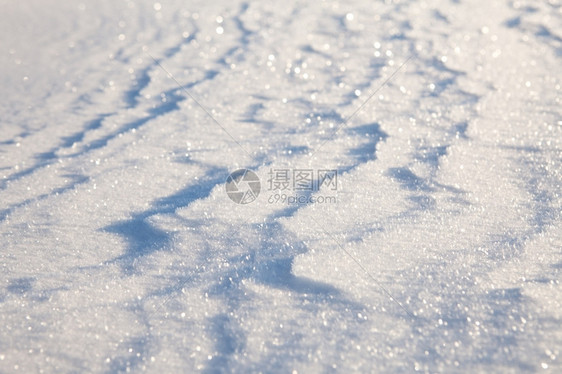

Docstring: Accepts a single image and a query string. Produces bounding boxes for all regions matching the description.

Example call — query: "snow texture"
[0,0,561,372]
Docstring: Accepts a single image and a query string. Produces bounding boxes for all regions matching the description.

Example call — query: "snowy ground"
[1,0,561,372]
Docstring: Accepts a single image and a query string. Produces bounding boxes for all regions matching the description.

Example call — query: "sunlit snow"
[1,0,561,372]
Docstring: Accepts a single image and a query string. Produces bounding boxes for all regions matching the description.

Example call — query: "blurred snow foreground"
[0,0,561,372]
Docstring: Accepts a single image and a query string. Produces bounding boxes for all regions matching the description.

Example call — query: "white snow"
[1,0,561,372]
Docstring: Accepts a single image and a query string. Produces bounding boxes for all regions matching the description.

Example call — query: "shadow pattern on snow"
[200,220,367,374]
[103,166,230,275]
[0,174,89,223]
[199,122,391,372]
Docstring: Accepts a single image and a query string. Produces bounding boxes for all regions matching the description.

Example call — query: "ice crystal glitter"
[0,0,560,372]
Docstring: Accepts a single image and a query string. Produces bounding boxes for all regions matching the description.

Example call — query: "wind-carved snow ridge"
[1,0,561,372]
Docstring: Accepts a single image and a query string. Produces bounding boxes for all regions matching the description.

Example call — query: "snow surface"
[1,0,561,372]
